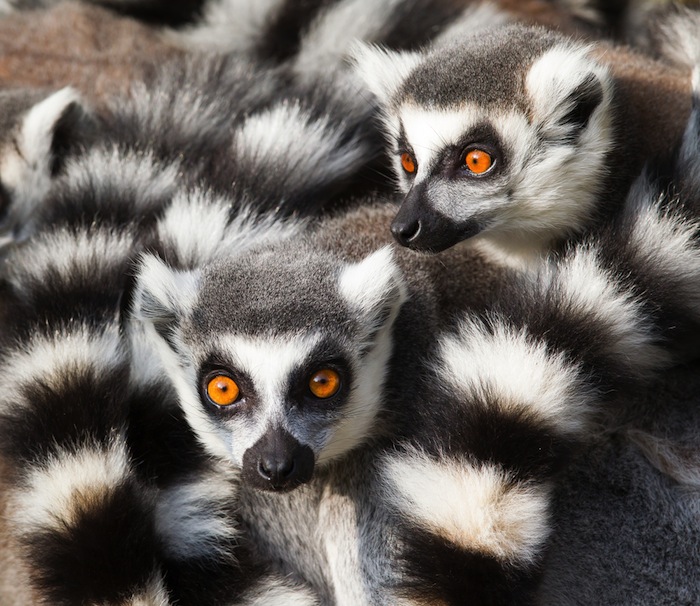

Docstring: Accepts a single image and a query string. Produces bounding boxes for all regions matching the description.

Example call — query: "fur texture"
[127,96,700,602]
[1,2,699,604]
[353,22,691,268]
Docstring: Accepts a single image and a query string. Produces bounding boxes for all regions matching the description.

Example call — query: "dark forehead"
[397,25,561,109]
[191,246,353,336]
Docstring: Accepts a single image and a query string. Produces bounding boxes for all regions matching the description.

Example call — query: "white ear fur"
[0,87,85,234]
[19,87,83,169]
[132,254,200,339]
[350,42,423,104]
[526,45,612,137]
[339,246,407,337]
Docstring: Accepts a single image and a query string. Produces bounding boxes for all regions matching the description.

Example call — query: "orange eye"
[206,375,240,406]
[400,152,416,174]
[464,149,493,175]
[308,369,341,399]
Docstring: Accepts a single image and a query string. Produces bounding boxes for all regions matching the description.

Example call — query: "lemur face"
[133,244,406,492]
[354,25,614,254]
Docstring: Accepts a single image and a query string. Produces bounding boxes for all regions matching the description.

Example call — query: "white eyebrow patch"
[216,332,322,417]
[398,104,483,179]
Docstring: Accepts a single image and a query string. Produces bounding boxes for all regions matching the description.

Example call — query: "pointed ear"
[339,246,407,346]
[525,45,612,140]
[350,42,423,104]
[0,87,91,236]
[16,87,90,176]
[132,254,201,346]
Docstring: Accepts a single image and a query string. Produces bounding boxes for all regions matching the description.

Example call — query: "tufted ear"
[339,246,407,347]
[525,45,612,141]
[350,42,423,104]
[131,254,201,347]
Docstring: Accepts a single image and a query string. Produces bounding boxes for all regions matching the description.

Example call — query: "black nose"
[258,454,295,483]
[391,218,421,246]
[242,428,315,492]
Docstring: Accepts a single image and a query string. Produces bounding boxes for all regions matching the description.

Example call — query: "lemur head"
[132,243,406,492]
[353,24,614,256]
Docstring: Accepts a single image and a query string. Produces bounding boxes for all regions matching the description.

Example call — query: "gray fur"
[397,25,559,110]
[539,361,700,605]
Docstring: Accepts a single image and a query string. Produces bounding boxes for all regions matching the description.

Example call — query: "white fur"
[126,573,172,606]
[318,489,369,606]
[651,6,700,69]
[0,324,125,413]
[238,576,320,606]
[437,316,593,437]
[155,474,239,561]
[295,0,406,75]
[156,191,235,266]
[526,44,612,138]
[63,148,181,207]
[7,227,134,298]
[338,246,406,322]
[10,439,133,534]
[233,102,366,186]
[167,0,285,52]
[382,450,551,565]
[157,191,304,268]
[625,197,700,319]
[132,254,201,325]
[552,244,671,373]
[351,43,422,104]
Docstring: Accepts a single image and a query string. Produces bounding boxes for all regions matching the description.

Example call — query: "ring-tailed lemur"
[0,43,386,603]
[352,21,694,268]
[3,5,699,603]
[129,91,700,603]
[0,104,327,606]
